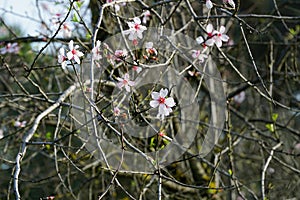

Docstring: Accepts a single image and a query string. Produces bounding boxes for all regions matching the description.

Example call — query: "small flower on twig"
[150,88,176,120]
[92,40,102,61]
[205,24,229,48]
[66,40,84,64]
[58,48,67,69]
[206,0,213,9]
[123,17,147,41]
[0,43,19,54]
[117,73,135,92]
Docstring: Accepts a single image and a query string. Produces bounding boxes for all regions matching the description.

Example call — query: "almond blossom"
[66,40,84,64]
[224,0,235,8]
[58,48,67,69]
[145,42,157,56]
[133,65,142,73]
[0,43,19,54]
[61,22,72,38]
[92,40,102,61]
[14,120,27,128]
[206,0,213,9]
[106,0,126,12]
[150,88,176,120]
[191,49,208,63]
[142,10,151,24]
[124,17,147,41]
[192,36,208,63]
[117,73,135,92]
[114,49,128,61]
[113,107,121,116]
[50,12,72,38]
[205,24,229,48]
[233,91,246,104]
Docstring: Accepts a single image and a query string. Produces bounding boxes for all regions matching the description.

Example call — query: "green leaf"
[86,33,91,40]
[72,13,80,22]
[46,132,52,140]
[76,1,84,9]
[266,123,274,132]
[272,113,278,122]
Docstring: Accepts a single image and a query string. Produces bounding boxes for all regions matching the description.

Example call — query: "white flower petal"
[151,92,160,100]
[137,31,143,39]
[128,80,135,86]
[66,51,73,60]
[205,38,215,46]
[219,26,226,34]
[125,84,131,92]
[160,88,168,98]
[74,55,81,64]
[158,104,167,115]
[117,81,124,89]
[69,40,74,50]
[150,100,159,108]
[215,38,222,47]
[206,24,213,33]
[165,97,176,107]
[206,0,213,9]
[196,36,204,44]
[133,17,141,24]
[77,51,84,57]
[221,34,229,42]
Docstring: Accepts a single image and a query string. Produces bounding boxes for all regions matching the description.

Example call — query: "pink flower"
[233,91,246,104]
[150,88,176,120]
[214,26,230,47]
[113,107,121,116]
[191,49,208,63]
[206,0,213,9]
[92,40,102,61]
[223,0,235,8]
[58,48,67,69]
[117,73,135,92]
[145,42,157,56]
[106,0,126,12]
[0,43,19,54]
[124,17,147,40]
[205,24,229,48]
[114,49,128,60]
[142,10,151,24]
[196,36,204,45]
[205,24,215,46]
[133,65,142,73]
[14,120,27,128]
[50,12,72,37]
[62,23,72,38]
[66,40,84,64]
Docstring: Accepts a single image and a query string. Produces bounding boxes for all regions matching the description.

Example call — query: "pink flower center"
[158,97,165,104]
[134,24,140,30]
[71,49,77,55]
[218,33,222,37]
[133,39,138,46]
[123,79,128,85]
[208,32,213,38]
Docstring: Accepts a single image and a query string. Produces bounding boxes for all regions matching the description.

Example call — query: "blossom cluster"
[54,14,229,121]
[191,23,229,65]
[150,88,176,120]
[206,0,235,10]
[0,43,19,55]
[58,40,84,69]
